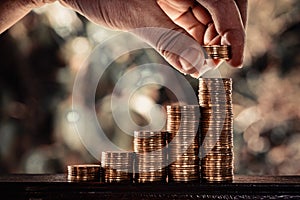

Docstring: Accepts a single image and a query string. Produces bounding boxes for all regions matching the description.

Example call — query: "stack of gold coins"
[199,78,234,182]
[133,130,167,183]
[166,105,201,182]
[67,164,101,182]
[101,151,134,183]
[203,45,231,60]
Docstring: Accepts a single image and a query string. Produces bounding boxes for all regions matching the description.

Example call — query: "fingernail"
[190,64,214,79]
[237,56,244,68]
[179,47,204,73]
[190,73,200,79]
[221,35,231,46]
[236,64,243,68]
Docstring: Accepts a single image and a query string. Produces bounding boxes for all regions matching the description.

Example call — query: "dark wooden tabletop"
[0,174,300,199]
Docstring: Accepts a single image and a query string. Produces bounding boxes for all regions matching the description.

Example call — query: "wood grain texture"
[0,174,300,199]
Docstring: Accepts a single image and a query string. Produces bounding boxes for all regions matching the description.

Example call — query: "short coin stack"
[203,45,231,60]
[133,130,167,183]
[101,151,134,183]
[166,105,201,182]
[67,164,101,182]
[199,78,234,182]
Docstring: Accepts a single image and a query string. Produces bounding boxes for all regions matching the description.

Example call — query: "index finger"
[199,0,246,67]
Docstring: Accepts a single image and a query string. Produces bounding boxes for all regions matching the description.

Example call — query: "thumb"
[130,27,207,78]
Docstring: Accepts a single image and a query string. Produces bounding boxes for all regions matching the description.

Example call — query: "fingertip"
[228,57,244,68]
[226,46,245,68]
[236,63,244,68]
[156,0,162,6]
[190,73,201,79]
[179,47,205,74]
[221,30,245,68]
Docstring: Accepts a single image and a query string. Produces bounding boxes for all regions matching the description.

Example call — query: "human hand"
[58,0,217,78]
[0,0,246,78]
[157,0,248,68]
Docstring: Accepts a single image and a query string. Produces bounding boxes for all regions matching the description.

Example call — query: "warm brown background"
[0,0,299,175]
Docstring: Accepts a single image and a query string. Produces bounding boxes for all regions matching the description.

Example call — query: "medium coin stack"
[203,45,231,60]
[101,151,134,183]
[67,164,101,182]
[133,130,167,183]
[166,105,201,182]
[199,78,234,182]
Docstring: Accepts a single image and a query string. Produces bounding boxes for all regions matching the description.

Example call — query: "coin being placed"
[202,45,232,60]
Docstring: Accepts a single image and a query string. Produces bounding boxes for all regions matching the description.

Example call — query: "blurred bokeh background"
[0,0,299,175]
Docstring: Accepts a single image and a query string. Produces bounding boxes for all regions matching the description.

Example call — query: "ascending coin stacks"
[67,45,234,184]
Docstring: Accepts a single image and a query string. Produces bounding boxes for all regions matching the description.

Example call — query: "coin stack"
[67,164,101,182]
[101,151,134,183]
[133,130,167,183]
[166,105,201,182]
[199,78,234,182]
[203,45,231,60]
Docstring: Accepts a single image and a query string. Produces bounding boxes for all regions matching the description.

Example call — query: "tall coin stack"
[67,164,101,182]
[133,130,167,183]
[199,78,234,182]
[101,151,134,183]
[166,105,201,182]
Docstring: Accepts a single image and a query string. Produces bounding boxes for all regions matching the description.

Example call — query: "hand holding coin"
[203,45,232,60]
[157,0,248,72]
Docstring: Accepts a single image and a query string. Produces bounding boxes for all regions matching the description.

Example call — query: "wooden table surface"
[0,174,300,199]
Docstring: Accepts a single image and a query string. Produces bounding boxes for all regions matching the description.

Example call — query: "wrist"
[0,0,56,34]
